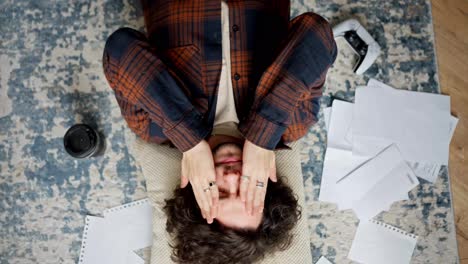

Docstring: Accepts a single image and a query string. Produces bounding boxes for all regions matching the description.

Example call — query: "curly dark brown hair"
[163,177,301,264]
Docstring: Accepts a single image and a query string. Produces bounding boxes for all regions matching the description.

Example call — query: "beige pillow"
[133,138,312,263]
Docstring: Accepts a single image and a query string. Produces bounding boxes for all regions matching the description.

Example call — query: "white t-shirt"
[212,1,241,139]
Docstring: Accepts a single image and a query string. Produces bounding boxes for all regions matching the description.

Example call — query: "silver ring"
[256,181,264,188]
[241,175,250,181]
[203,187,210,192]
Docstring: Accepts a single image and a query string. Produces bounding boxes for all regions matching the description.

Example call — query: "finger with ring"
[254,181,267,213]
[203,181,214,223]
[240,175,250,201]
[209,183,219,218]
[192,184,208,219]
[246,179,256,215]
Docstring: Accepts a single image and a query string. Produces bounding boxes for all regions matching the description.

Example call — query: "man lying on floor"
[103,0,336,263]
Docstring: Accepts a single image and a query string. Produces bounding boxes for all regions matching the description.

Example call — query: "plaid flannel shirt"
[103,0,337,152]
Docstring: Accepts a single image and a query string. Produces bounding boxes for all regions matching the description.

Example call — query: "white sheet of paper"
[408,115,459,182]
[126,251,145,264]
[316,256,333,264]
[353,81,451,164]
[327,100,354,150]
[320,101,369,203]
[368,79,450,113]
[447,115,458,142]
[79,216,108,264]
[352,161,419,220]
[344,125,353,146]
[319,147,368,203]
[79,199,153,264]
[331,144,407,210]
[348,220,418,264]
[103,199,153,252]
[324,107,332,130]
[79,216,132,264]
[410,162,440,183]
[321,100,415,208]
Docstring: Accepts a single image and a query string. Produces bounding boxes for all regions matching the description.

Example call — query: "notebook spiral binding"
[79,217,90,263]
[104,198,150,214]
[370,220,418,240]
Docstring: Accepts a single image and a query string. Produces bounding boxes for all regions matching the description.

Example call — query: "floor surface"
[432,0,468,262]
[0,0,463,263]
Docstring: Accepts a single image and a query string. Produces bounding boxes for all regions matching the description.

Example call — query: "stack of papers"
[320,79,457,264]
[320,79,458,221]
[353,80,453,163]
[79,199,153,264]
[321,100,420,220]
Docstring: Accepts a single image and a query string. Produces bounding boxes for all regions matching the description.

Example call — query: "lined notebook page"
[348,220,418,264]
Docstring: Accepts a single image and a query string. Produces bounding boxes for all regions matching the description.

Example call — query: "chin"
[213,142,242,157]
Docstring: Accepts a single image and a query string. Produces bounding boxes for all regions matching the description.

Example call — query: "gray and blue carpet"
[0,0,458,263]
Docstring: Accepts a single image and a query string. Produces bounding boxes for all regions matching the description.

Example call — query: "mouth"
[220,157,241,163]
[215,157,242,166]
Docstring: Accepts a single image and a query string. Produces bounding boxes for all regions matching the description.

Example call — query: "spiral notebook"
[78,199,153,264]
[348,220,418,264]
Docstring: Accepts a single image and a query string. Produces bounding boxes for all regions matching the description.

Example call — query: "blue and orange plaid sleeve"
[103,28,210,152]
[238,13,337,150]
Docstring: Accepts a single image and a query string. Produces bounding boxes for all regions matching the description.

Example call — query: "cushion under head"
[133,138,312,263]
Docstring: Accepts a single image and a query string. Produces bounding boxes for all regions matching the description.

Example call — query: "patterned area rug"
[0,0,458,263]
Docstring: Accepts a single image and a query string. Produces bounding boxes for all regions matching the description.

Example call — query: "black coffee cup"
[64,124,104,158]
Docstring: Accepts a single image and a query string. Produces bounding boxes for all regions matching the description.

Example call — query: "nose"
[223,165,241,176]
[225,174,240,194]
[223,169,241,194]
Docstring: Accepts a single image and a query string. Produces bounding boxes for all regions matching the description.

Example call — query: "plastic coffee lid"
[64,124,101,158]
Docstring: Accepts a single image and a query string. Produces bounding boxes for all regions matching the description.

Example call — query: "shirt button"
[234,73,241,81]
[232,24,239,32]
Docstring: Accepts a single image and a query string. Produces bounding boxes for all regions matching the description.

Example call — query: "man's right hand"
[180,140,219,224]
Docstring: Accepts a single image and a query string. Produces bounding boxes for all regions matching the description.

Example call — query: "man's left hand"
[240,140,276,215]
